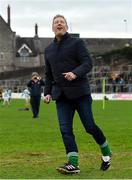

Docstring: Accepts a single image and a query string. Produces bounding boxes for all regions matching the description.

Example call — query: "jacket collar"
[54,32,70,43]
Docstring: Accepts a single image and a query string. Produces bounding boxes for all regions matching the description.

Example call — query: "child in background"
[3,89,10,106]
[21,88,30,110]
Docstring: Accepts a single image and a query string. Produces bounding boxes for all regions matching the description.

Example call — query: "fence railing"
[0,84,132,93]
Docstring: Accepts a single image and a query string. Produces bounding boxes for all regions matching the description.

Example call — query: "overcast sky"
[0,0,132,38]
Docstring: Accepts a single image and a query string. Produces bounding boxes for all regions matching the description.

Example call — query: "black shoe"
[56,162,80,174]
[100,156,112,171]
[33,115,38,118]
[25,108,29,111]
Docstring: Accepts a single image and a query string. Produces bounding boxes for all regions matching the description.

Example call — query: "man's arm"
[27,80,32,88]
[44,49,53,103]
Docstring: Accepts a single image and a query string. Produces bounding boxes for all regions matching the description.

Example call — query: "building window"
[19,47,29,57]
[0,52,4,63]
[0,52,4,59]
[18,44,32,58]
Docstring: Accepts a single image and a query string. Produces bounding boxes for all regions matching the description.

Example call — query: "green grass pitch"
[0,99,132,179]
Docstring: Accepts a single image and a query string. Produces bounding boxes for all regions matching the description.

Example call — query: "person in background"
[0,88,3,102]
[112,77,117,93]
[118,76,125,92]
[2,89,10,106]
[8,88,12,102]
[27,72,45,118]
[44,14,112,174]
[128,76,132,92]
[21,88,30,110]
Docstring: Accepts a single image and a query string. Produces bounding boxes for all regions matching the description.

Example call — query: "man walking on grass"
[44,14,112,174]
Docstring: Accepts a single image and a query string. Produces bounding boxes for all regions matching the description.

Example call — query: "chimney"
[35,23,38,37]
[7,5,11,27]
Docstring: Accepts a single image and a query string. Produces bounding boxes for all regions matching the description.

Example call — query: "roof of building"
[0,15,13,33]
[16,36,53,56]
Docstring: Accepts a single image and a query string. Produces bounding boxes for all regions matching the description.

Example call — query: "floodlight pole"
[123,19,127,33]
[102,77,106,110]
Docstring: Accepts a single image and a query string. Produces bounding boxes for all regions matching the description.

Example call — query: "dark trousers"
[56,94,106,154]
[30,96,41,117]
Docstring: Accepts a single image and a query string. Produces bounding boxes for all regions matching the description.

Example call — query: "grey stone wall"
[15,54,44,68]
[0,17,16,72]
[0,15,132,74]
[83,38,132,54]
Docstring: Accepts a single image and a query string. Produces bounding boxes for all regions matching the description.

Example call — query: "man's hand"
[44,94,52,104]
[62,72,77,81]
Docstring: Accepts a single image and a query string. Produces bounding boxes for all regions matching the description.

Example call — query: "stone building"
[0,5,132,75]
[0,5,132,93]
[0,6,52,74]
[0,5,16,72]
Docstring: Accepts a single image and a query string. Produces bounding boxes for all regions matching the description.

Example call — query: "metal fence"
[0,68,132,93]
[0,82,132,93]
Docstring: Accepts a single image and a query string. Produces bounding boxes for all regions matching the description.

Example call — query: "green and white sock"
[67,152,78,167]
[100,140,112,156]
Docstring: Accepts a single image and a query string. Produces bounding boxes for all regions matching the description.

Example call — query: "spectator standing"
[27,72,45,118]
[2,89,10,106]
[8,88,12,102]
[118,77,125,92]
[0,88,3,102]
[128,76,132,92]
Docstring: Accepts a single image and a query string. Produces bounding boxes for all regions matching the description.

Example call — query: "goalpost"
[102,77,106,110]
